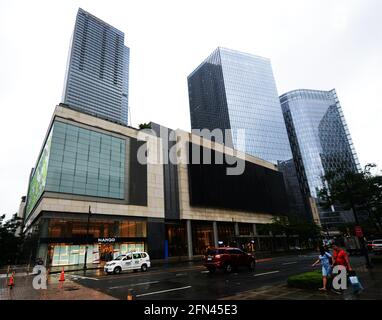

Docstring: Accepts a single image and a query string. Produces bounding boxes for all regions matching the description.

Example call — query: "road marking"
[136,286,192,297]
[282,262,298,265]
[201,270,210,274]
[109,281,159,290]
[256,258,273,263]
[95,266,205,281]
[254,271,280,277]
[175,273,187,277]
[70,275,99,281]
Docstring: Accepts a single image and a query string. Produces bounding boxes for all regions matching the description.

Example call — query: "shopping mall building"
[22,105,292,267]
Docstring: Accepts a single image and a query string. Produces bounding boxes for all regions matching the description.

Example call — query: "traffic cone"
[8,273,14,289]
[59,267,65,282]
[127,289,134,300]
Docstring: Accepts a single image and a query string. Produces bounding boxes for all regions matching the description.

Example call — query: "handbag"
[348,270,363,293]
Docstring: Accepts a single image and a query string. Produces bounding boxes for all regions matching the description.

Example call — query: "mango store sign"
[98,238,116,243]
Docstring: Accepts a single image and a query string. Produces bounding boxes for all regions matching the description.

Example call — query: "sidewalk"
[220,264,382,300]
[0,273,116,300]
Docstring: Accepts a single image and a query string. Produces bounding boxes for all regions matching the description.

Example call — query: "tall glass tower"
[280,89,361,226]
[62,8,129,125]
[187,47,292,165]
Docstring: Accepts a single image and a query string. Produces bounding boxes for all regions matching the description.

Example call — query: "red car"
[203,247,256,273]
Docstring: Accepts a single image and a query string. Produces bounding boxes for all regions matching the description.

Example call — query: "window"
[133,253,141,259]
[230,249,244,255]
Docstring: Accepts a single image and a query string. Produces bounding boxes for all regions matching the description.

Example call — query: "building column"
[252,224,258,236]
[213,221,218,247]
[234,222,240,237]
[186,220,193,259]
[38,219,49,266]
[253,223,261,251]
[269,231,274,252]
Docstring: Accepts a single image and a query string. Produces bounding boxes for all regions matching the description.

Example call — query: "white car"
[104,252,151,274]
[371,240,382,254]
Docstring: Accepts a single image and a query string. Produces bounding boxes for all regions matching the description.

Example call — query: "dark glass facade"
[280,89,360,224]
[188,47,293,165]
[187,143,290,215]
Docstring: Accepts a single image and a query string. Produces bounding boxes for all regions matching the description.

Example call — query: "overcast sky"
[0,0,381,220]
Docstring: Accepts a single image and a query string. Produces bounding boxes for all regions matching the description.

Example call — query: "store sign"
[98,237,116,243]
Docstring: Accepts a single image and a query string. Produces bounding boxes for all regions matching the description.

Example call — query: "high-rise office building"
[62,8,129,125]
[187,47,293,165]
[280,89,361,227]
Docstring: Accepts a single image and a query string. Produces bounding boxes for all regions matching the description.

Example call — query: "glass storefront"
[166,222,187,257]
[192,221,214,255]
[238,223,253,236]
[51,244,99,266]
[48,218,146,238]
[48,242,145,266]
[217,222,235,246]
[46,218,147,266]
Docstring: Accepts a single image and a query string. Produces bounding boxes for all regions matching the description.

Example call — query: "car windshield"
[374,240,382,244]
[113,255,125,260]
[206,249,225,255]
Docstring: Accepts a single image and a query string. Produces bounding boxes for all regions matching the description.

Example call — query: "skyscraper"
[187,47,293,165]
[62,8,129,125]
[280,89,361,226]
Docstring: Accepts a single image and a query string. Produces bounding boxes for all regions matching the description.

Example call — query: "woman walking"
[312,246,332,291]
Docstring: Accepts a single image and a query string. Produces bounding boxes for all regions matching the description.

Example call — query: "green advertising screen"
[25,128,53,217]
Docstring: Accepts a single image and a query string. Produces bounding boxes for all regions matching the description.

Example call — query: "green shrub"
[287,270,332,290]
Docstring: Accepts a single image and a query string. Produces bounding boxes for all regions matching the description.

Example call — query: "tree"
[0,214,23,266]
[317,163,382,268]
[318,164,382,233]
[269,215,321,249]
[138,122,151,130]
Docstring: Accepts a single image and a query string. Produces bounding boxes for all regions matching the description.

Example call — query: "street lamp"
[83,205,92,273]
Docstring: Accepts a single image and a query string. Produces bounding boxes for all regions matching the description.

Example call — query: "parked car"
[203,247,256,273]
[104,252,151,274]
[370,239,382,254]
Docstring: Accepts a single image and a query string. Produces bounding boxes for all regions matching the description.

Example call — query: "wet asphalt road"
[67,252,345,300]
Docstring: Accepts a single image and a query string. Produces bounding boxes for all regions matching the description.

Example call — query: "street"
[63,252,363,300]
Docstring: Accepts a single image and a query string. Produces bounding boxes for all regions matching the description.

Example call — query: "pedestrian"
[332,241,352,272]
[312,246,332,291]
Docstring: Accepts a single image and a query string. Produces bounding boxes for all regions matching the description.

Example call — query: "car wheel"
[207,267,216,273]
[141,264,148,272]
[249,261,256,271]
[113,266,122,274]
[224,263,233,273]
